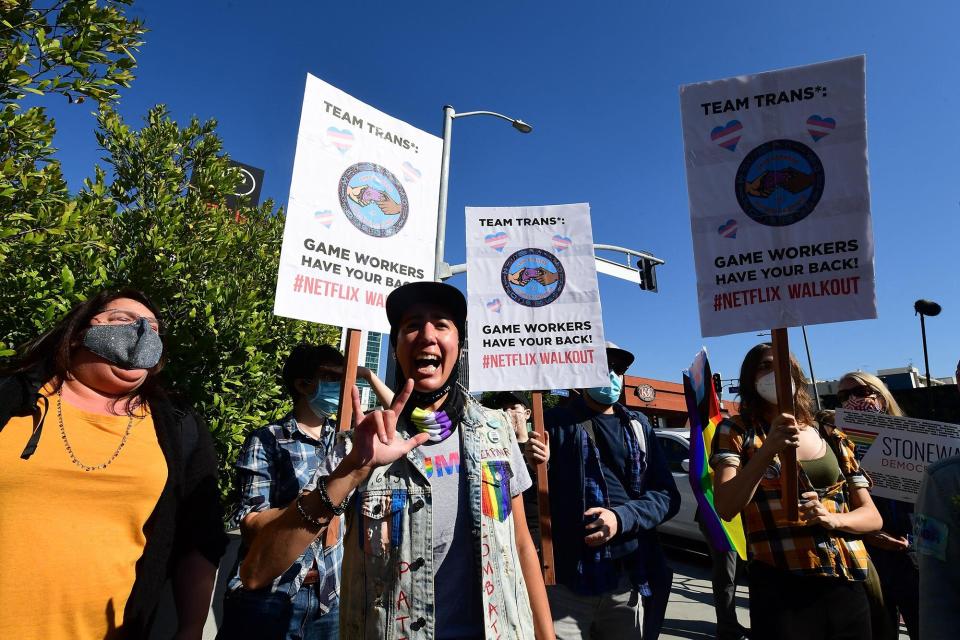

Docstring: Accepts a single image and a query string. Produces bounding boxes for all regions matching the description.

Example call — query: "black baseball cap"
[386,281,467,345]
[486,391,529,410]
[605,341,635,374]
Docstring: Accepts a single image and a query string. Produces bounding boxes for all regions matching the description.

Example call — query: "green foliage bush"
[0,1,340,513]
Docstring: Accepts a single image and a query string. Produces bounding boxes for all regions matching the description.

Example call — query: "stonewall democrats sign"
[680,56,877,337]
[466,203,608,392]
[274,74,442,332]
[837,409,960,503]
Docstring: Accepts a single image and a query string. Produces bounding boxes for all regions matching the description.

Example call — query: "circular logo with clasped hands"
[500,248,565,308]
[734,139,825,227]
[338,162,408,237]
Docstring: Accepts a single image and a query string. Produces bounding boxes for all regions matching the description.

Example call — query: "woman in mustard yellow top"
[0,288,227,639]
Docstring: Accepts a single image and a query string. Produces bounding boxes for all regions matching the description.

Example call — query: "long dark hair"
[1,288,168,412]
[737,342,814,428]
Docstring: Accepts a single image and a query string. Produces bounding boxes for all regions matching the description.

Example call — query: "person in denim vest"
[239,282,554,640]
[219,344,393,639]
[545,342,681,639]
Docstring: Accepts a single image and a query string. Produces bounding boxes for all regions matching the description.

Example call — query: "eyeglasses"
[92,308,161,333]
[837,386,877,403]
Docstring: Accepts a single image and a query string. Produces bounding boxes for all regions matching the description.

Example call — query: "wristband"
[317,476,351,516]
[296,493,324,529]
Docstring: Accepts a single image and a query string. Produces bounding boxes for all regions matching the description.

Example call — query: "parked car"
[653,429,702,543]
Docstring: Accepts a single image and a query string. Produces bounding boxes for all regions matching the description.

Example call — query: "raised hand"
[345,379,429,473]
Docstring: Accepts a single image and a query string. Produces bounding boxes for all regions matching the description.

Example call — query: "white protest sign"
[836,409,960,503]
[680,56,876,337]
[274,74,442,332]
[466,204,608,392]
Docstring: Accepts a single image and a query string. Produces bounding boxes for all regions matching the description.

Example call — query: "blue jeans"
[219,587,338,640]
[288,585,339,640]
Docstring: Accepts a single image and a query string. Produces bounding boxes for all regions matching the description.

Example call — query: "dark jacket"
[545,397,680,588]
[0,368,228,637]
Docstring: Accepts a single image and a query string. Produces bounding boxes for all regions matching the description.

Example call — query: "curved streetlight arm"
[434,105,532,280]
[440,243,666,282]
[593,243,665,266]
[453,110,521,123]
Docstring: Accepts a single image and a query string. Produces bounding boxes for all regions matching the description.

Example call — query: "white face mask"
[755,371,794,405]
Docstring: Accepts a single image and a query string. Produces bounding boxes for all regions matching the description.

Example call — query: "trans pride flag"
[683,348,747,560]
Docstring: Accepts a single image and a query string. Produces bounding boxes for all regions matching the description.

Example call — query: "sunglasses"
[837,386,876,403]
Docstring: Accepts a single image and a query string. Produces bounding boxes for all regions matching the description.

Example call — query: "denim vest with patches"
[337,396,534,640]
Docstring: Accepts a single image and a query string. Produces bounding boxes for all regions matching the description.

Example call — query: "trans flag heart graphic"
[314,210,334,228]
[710,120,743,152]
[401,161,421,183]
[718,219,738,239]
[806,115,836,142]
[551,235,572,252]
[486,298,502,313]
[327,127,354,154]
[484,231,509,252]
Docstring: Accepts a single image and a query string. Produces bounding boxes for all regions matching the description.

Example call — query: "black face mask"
[82,318,163,370]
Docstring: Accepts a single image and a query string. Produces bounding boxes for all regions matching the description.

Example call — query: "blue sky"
[46,0,959,386]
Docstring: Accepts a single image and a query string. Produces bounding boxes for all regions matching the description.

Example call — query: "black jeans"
[748,561,871,640]
[870,547,920,639]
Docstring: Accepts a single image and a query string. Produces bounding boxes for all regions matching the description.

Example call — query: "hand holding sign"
[759,413,801,457]
[799,491,840,530]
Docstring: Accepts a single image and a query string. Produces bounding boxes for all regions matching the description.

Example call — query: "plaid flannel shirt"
[227,414,343,612]
[711,416,871,580]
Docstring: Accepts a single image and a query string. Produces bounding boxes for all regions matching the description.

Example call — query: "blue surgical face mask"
[586,370,623,406]
[308,381,341,419]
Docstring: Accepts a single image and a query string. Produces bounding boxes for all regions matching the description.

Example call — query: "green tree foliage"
[2,102,341,508]
[0,0,146,340]
[0,2,341,509]
[0,0,145,103]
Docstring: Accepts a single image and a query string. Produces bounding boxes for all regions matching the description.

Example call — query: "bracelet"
[296,493,324,529]
[317,476,351,516]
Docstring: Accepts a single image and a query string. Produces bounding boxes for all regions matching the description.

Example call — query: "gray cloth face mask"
[82,317,163,370]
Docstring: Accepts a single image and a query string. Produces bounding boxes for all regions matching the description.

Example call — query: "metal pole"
[920,313,931,387]
[801,325,821,411]
[434,105,455,281]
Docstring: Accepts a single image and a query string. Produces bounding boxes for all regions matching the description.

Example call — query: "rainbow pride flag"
[683,348,747,560]
[481,461,512,522]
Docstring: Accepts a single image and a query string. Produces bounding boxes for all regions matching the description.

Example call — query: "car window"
[656,435,689,474]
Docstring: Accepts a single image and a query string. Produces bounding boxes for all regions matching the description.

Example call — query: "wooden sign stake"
[771,328,800,522]
[530,391,556,585]
[325,327,362,547]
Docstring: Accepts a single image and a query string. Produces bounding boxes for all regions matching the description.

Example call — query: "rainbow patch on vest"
[481,460,512,522]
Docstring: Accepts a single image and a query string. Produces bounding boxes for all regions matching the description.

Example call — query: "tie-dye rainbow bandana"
[481,460,513,522]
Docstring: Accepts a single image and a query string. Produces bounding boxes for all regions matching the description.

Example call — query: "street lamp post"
[914,299,942,387]
[801,325,821,411]
[434,105,532,280]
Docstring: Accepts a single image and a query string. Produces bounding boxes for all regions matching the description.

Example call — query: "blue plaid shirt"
[227,414,343,612]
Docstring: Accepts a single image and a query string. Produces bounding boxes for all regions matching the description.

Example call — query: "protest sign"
[680,55,876,338]
[837,409,960,503]
[274,74,442,332]
[465,203,608,392]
